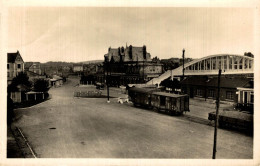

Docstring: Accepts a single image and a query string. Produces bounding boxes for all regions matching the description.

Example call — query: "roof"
[242,80,254,88]
[124,46,152,62]
[152,92,188,98]
[52,75,63,80]
[24,62,41,69]
[129,87,159,94]
[105,45,152,62]
[24,62,33,69]
[26,91,44,94]
[7,51,23,63]
[111,55,120,62]
[181,76,252,89]
[26,70,41,76]
[16,84,31,92]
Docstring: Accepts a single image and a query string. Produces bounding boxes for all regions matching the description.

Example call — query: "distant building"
[50,75,63,87]
[73,65,83,72]
[62,66,71,72]
[25,70,47,82]
[7,51,24,84]
[97,45,163,86]
[24,62,42,75]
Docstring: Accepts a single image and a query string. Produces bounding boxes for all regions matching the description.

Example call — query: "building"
[7,51,24,84]
[98,45,163,86]
[10,84,30,103]
[147,54,254,108]
[50,75,63,87]
[236,79,254,112]
[25,70,47,82]
[24,62,42,75]
[180,75,253,104]
[73,65,84,72]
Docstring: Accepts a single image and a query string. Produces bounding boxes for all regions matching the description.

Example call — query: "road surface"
[12,76,253,158]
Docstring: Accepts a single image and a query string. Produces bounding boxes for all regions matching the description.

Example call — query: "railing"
[74,91,102,97]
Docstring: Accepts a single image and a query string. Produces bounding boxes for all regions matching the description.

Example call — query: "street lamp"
[182,48,185,81]
[212,67,222,159]
[105,62,110,103]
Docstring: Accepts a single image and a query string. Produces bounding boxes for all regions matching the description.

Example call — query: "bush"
[8,72,32,94]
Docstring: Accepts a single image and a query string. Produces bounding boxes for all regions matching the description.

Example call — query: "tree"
[8,72,32,94]
[33,79,50,92]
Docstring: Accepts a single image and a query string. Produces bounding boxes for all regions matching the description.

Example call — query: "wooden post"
[35,93,36,100]
[26,93,28,101]
[106,62,110,103]
[182,49,185,81]
[212,69,221,159]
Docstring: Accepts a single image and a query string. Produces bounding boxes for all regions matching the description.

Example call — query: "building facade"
[73,65,84,72]
[7,51,24,84]
[98,45,163,86]
[180,75,253,104]
[24,62,42,75]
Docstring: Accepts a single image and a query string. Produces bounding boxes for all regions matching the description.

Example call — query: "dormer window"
[7,64,9,69]
[17,64,21,69]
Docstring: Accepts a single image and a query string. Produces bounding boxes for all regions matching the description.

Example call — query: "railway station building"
[147,53,254,110]
[96,45,163,86]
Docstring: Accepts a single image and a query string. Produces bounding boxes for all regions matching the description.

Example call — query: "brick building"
[97,45,163,86]
[180,75,253,104]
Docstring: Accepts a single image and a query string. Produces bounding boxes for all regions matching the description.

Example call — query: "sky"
[6,7,257,63]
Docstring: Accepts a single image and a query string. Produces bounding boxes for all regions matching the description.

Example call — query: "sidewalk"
[7,125,24,158]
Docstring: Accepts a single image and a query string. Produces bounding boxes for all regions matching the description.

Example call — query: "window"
[196,89,203,97]
[228,56,232,69]
[195,63,198,70]
[226,91,234,100]
[234,58,238,69]
[217,57,221,69]
[239,58,243,69]
[244,59,248,69]
[206,59,210,70]
[201,61,204,70]
[208,89,215,98]
[223,56,227,69]
[249,60,252,69]
[212,58,216,70]
[17,64,21,69]
[7,72,10,77]
[7,64,9,69]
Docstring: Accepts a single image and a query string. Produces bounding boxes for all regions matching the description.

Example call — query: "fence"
[74,91,102,98]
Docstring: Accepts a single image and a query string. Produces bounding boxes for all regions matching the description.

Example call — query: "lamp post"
[106,62,110,103]
[212,68,221,159]
[182,48,185,81]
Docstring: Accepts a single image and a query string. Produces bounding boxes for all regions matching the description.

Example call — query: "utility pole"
[182,48,185,81]
[212,69,221,159]
[143,60,145,83]
[106,62,110,103]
